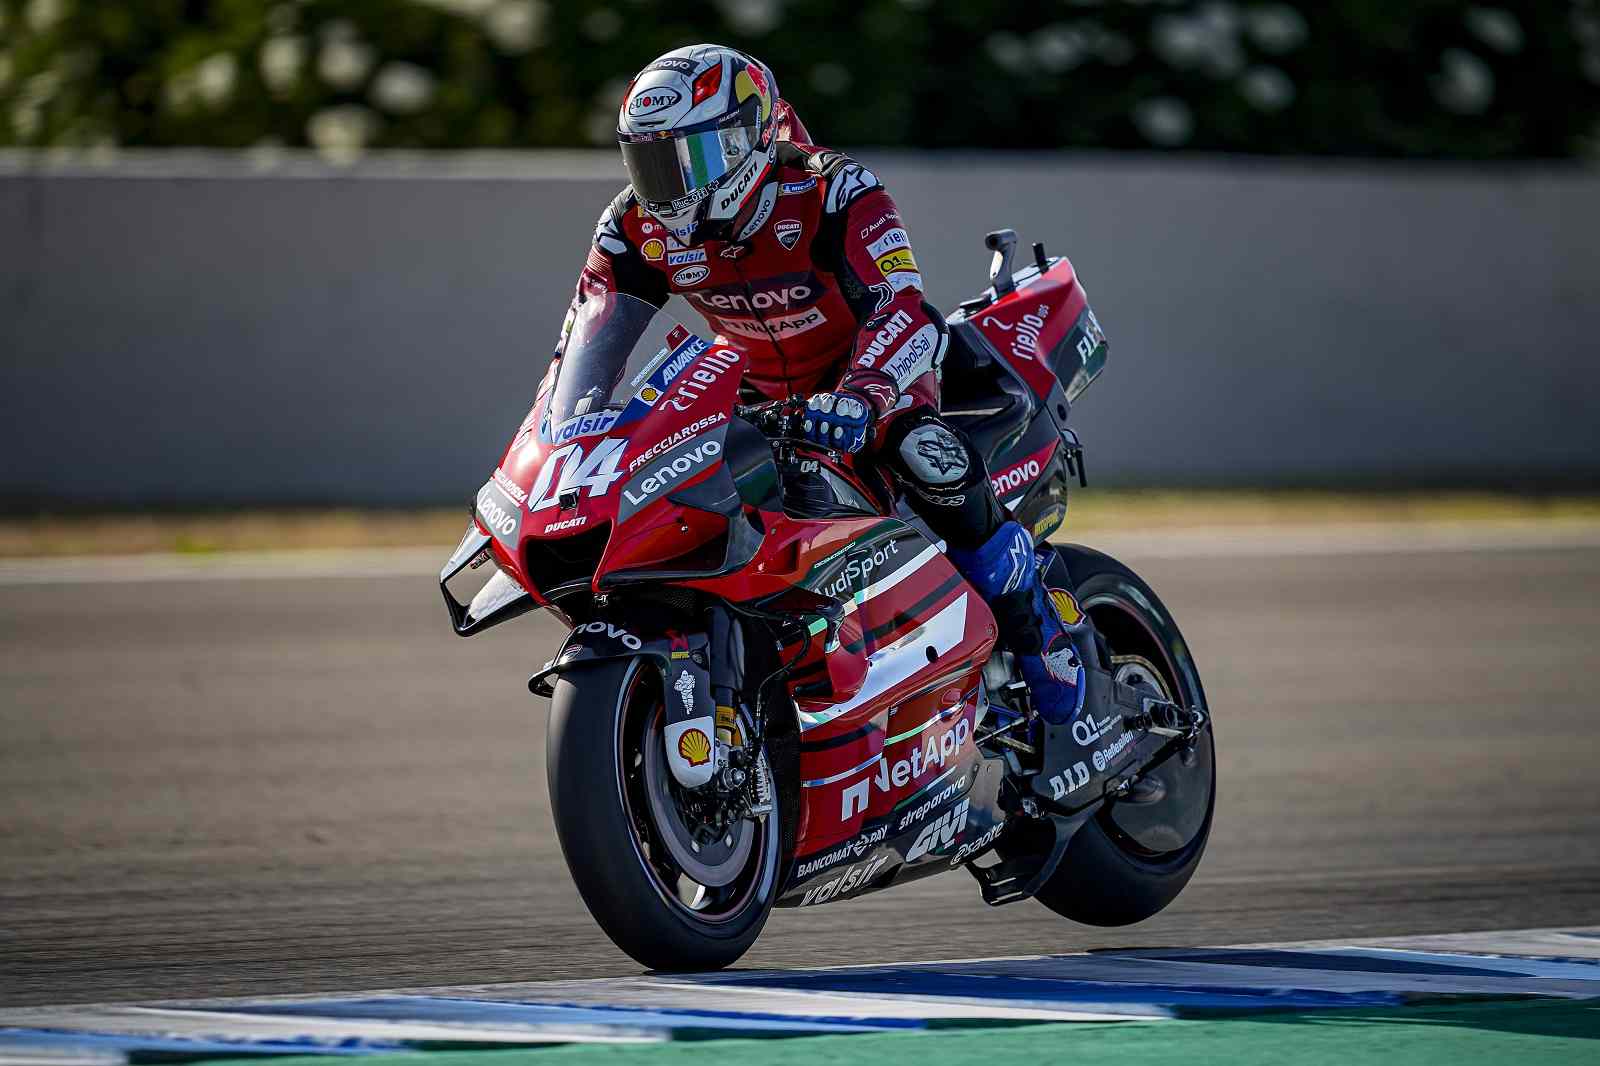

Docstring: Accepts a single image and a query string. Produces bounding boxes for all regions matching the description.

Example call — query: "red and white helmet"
[617,44,779,243]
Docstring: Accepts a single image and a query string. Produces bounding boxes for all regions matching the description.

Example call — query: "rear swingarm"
[969,667,1208,907]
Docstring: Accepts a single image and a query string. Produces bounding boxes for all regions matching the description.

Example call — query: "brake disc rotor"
[640,709,755,888]
[1113,655,1171,701]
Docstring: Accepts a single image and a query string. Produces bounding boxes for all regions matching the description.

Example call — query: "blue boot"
[948,522,1085,724]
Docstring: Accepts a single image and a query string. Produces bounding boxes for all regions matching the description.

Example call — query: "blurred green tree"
[1,0,1596,157]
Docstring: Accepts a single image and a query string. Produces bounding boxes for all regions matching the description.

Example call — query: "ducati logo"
[775,218,802,250]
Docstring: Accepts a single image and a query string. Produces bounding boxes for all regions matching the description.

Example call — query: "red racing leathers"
[557,99,1085,729]
[563,103,943,438]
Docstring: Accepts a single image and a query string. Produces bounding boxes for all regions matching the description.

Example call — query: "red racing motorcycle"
[441,230,1214,969]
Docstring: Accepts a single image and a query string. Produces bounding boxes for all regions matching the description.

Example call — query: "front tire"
[547,657,779,970]
[1033,545,1216,926]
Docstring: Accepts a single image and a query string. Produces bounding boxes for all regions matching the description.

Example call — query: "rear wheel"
[1033,545,1216,926]
[546,657,779,970]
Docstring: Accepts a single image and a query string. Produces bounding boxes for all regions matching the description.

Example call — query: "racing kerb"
[3,927,1597,1061]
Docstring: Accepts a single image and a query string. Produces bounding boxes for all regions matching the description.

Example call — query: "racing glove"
[802,389,873,453]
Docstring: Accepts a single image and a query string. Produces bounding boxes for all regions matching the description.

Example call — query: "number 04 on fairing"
[440,229,1215,971]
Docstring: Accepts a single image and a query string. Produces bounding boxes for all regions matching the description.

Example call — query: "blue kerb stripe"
[710,972,1402,1010]
[0,1028,402,1056]
[219,996,920,1034]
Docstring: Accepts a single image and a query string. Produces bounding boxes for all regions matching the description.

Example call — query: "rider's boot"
[948,521,1085,724]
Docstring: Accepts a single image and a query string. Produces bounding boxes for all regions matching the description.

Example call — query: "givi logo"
[905,799,969,861]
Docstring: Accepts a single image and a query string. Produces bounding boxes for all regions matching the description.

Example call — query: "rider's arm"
[814,178,945,419]
[556,192,670,355]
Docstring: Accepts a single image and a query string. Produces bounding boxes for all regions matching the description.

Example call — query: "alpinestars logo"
[824,163,881,214]
[1003,528,1031,594]
[593,205,627,256]
[905,799,969,861]
[915,433,967,477]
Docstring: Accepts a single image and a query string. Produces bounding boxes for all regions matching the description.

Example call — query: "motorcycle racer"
[559,43,1085,723]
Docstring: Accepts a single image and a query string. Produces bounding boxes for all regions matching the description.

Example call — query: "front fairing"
[476,329,753,608]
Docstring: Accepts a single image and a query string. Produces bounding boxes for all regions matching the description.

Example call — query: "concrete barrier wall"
[3,151,1597,506]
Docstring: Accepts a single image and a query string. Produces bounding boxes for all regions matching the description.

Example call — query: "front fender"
[529,622,718,788]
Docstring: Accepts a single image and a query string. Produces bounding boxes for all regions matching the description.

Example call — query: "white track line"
[0,547,443,586]
[1,521,1597,587]
[1077,519,1600,561]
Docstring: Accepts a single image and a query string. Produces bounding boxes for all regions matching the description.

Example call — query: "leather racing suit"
[563,102,1009,558]
[562,103,1082,717]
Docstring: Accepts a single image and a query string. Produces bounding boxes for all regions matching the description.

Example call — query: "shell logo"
[641,238,665,261]
[677,728,712,766]
[1049,588,1084,627]
[640,386,660,402]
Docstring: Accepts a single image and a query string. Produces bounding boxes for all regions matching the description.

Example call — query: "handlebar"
[736,397,805,440]
[736,398,866,462]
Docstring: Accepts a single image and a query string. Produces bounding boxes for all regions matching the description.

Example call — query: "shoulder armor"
[593,187,637,256]
[776,144,882,214]
[822,161,881,215]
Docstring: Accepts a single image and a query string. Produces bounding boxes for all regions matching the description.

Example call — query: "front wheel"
[546,657,779,970]
[1033,545,1216,926]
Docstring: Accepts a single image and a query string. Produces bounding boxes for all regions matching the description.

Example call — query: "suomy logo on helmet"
[628,87,682,117]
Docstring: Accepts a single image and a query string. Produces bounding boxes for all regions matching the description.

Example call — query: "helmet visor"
[620,122,757,208]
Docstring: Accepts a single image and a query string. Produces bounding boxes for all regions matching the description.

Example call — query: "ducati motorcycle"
[441,229,1214,970]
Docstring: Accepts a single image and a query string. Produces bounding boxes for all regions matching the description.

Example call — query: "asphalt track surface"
[3,528,1599,1007]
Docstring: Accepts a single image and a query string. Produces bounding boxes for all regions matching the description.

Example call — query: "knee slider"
[897,420,979,491]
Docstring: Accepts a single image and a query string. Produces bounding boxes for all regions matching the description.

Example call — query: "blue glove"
[802,390,872,453]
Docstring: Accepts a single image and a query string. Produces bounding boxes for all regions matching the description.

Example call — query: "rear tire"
[547,657,778,970]
[1032,546,1216,926]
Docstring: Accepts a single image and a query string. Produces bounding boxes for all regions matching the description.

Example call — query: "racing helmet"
[617,44,778,243]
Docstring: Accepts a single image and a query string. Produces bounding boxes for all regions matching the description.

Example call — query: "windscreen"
[545,292,705,434]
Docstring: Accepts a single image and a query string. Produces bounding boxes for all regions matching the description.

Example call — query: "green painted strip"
[884,713,945,746]
[194,999,1600,1066]
[686,135,712,186]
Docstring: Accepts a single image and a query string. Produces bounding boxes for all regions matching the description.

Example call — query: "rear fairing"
[944,254,1106,543]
